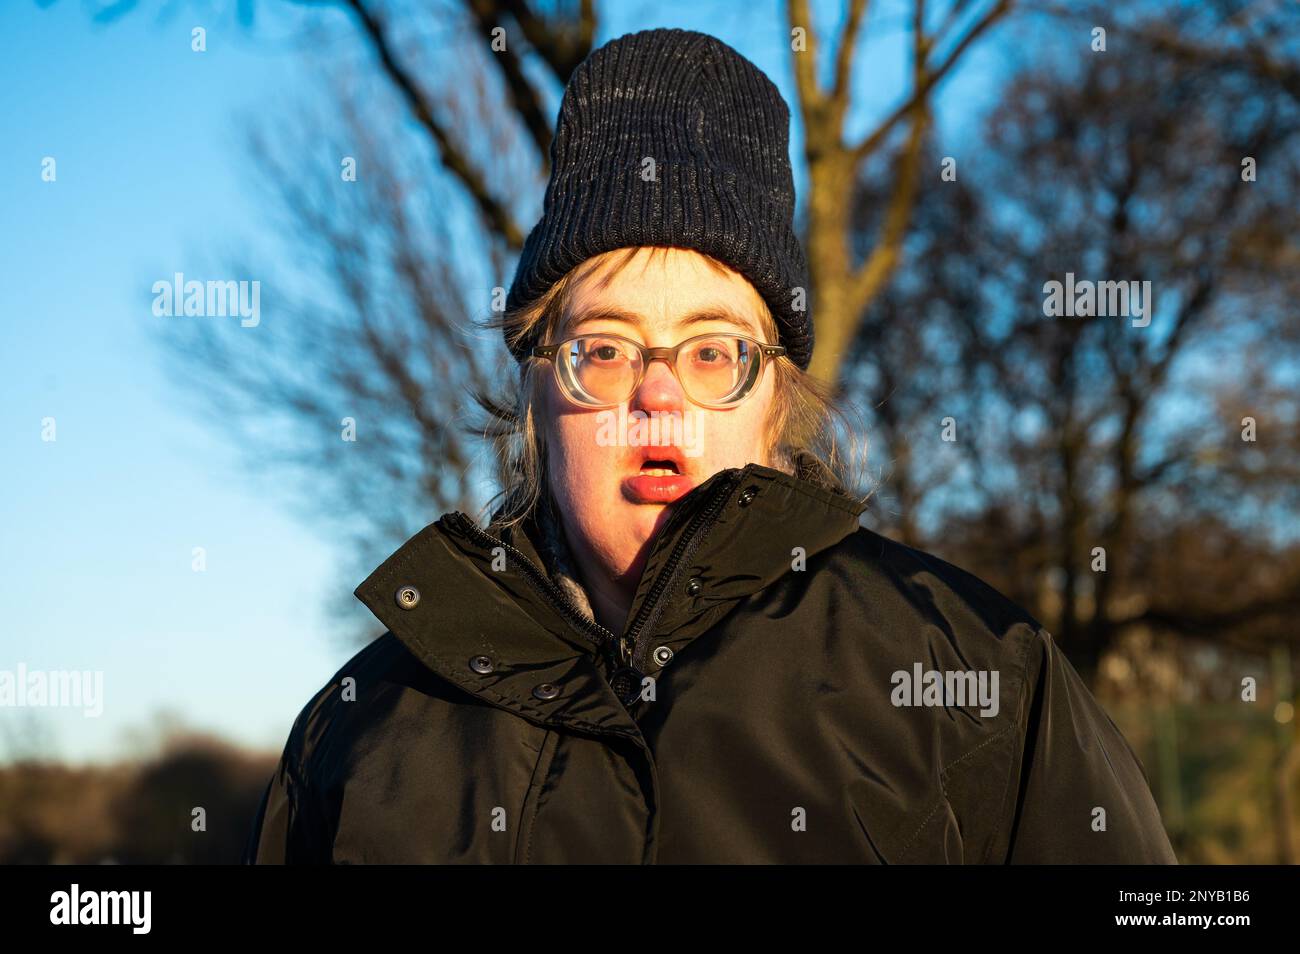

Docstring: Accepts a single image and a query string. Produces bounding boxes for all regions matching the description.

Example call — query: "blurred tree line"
[0,719,274,864]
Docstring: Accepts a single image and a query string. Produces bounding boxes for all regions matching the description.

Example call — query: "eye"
[686,338,739,365]
[580,337,634,364]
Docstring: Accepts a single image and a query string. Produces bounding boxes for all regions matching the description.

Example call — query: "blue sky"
[0,0,1007,764]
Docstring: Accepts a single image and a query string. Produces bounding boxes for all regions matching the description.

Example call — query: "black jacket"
[244,462,1177,863]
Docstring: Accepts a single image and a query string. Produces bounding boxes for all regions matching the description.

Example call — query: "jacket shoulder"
[826,525,1045,649]
[280,631,448,783]
[245,632,426,863]
[813,525,1047,753]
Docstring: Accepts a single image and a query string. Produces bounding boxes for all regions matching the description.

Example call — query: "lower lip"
[622,473,696,504]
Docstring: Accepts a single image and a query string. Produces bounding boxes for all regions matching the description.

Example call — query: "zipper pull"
[605,637,642,707]
[609,666,643,707]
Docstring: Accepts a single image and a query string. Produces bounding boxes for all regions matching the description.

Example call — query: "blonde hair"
[474,246,869,529]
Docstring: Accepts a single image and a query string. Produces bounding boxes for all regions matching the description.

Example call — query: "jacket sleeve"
[242,759,295,864]
[242,723,328,864]
[1004,627,1177,863]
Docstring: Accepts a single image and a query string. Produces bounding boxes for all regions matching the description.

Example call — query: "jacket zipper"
[623,469,743,673]
[450,512,616,652]
[450,467,744,692]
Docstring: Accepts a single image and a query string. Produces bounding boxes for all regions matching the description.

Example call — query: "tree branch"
[465,0,555,166]
[831,0,870,112]
[851,0,1012,162]
[851,136,927,313]
[343,0,526,248]
[500,0,596,81]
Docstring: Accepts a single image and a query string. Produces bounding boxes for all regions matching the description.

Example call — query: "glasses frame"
[531,331,787,410]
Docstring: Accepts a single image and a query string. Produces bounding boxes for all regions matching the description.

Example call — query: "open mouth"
[624,450,695,504]
[639,458,681,477]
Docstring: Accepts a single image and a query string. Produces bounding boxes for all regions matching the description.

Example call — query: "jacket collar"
[353,462,865,734]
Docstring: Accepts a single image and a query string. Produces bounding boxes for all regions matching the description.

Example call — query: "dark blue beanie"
[505,28,813,370]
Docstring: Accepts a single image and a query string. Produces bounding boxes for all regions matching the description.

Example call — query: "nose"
[631,355,685,413]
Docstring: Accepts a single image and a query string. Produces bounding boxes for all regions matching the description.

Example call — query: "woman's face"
[541,247,779,592]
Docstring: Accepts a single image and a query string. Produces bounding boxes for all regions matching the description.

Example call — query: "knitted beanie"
[504,27,813,370]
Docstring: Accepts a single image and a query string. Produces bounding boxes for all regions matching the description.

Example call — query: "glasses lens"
[678,336,757,405]
[558,336,642,406]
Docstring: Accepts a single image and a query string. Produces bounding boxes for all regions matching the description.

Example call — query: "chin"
[609,501,656,542]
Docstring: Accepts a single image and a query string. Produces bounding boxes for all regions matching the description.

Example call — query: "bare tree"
[845,1,1300,682]
[788,0,1015,384]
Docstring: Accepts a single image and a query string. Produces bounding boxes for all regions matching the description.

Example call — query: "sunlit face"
[541,247,779,600]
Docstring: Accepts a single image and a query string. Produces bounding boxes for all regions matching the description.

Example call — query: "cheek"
[552,417,601,475]
[698,386,775,466]
[545,393,615,484]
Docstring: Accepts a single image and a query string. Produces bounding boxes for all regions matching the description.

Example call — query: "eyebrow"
[566,304,761,337]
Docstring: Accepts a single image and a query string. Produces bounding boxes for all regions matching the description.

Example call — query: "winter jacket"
[243,462,1177,864]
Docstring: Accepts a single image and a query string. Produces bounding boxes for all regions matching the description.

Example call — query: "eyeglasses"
[531,332,786,409]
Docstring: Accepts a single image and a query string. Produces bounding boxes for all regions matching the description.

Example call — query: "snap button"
[532,682,560,701]
[395,585,420,610]
[469,655,494,674]
[685,577,703,596]
[738,485,760,507]
[652,645,674,667]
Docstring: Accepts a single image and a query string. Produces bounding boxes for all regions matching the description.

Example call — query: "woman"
[245,28,1175,864]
